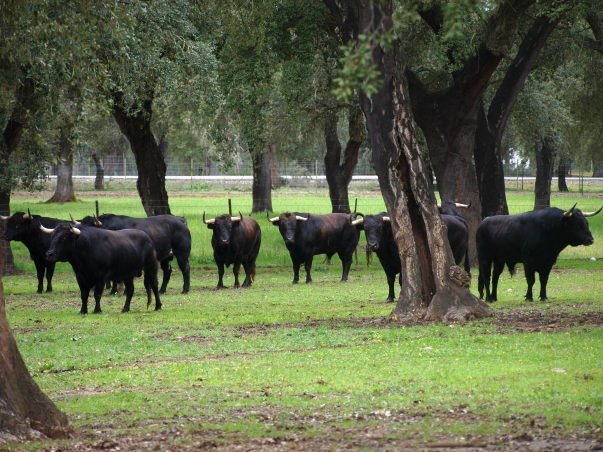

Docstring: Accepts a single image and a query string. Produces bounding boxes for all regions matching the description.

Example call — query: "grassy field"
[3,188,603,450]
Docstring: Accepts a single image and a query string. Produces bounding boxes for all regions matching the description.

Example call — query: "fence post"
[95,200,100,217]
[123,152,127,179]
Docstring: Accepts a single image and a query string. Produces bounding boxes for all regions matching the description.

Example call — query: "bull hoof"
[539,297,549,302]
[79,310,88,315]
[525,297,533,302]
[385,298,394,303]
[155,304,162,311]
[305,280,312,284]
[181,290,189,294]
[46,288,53,293]
[37,289,43,294]
[93,308,102,314]
[159,289,167,295]
[292,280,299,284]
[121,308,130,313]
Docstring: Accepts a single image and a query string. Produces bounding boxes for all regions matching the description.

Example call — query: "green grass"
[3,189,603,449]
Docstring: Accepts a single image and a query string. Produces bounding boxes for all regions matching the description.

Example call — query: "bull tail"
[324,255,332,265]
[250,262,256,283]
[507,263,516,276]
[463,246,470,276]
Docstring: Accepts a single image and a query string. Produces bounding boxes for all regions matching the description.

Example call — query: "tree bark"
[324,103,366,213]
[92,153,104,191]
[474,16,557,217]
[46,126,76,203]
[346,0,492,322]
[534,136,556,210]
[112,92,171,216]
[251,144,273,212]
[0,253,72,442]
[407,0,535,261]
[557,154,570,192]
[1,78,36,276]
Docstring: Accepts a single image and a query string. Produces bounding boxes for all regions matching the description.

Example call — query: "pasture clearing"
[3,190,603,450]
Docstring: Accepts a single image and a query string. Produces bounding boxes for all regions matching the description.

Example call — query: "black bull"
[269,212,360,283]
[2,211,60,293]
[80,213,191,294]
[42,223,161,314]
[203,213,261,289]
[477,204,601,302]
[351,210,470,302]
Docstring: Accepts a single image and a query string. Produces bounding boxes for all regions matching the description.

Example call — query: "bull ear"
[583,206,603,218]
[39,225,55,234]
[563,203,577,218]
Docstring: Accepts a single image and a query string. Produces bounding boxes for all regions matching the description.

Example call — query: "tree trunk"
[112,92,170,216]
[92,153,104,191]
[324,103,366,213]
[351,0,492,322]
[46,126,76,203]
[534,136,556,210]
[0,78,36,276]
[474,15,556,218]
[0,253,72,442]
[593,155,603,177]
[251,144,273,212]
[474,102,509,217]
[557,154,570,192]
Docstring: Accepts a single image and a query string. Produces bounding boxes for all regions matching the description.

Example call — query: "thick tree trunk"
[557,154,570,192]
[593,155,603,177]
[475,102,509,217]
[113,93,170,216]
[92,153,104,191]
[474,16,556,218]
[0,254,72,442]
[353,0,492,322]
[0,78,35,276]
[47,126,76,203]
[534,136,556,210]
[251,145,273,212]
[324,103,366,213]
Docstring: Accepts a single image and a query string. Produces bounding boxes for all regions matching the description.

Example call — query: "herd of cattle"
[1,201,600,314]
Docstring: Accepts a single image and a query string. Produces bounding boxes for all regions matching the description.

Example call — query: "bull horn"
[583,206,603,217]
[23,210,31,220]
[93,214,102,226]
[202,211,215,225]
[39,225,55,234]
[70,226,81,236]
[455,202,471,208]
[295,215,308,221]
[351,218,364,226]
[69,213,81,225]
[0,215,9,220]
[382,216,391,222]
[563,203,577,218]
[268,215,280,222]
[231,211,243,222]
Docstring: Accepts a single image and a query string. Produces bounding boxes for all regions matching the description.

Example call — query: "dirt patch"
[37,406,603,451]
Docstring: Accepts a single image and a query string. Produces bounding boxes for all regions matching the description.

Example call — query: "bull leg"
[292,261,301,284]
[92,284,104,314]
[524,266,536,301]
[386,272,396,303]
[216,262,225,289]
[159,259,172,294]
[338,251,353,282]
[304,257,313,284]
[176,254,191,294]
[34,260,45,294]
[45,262,56,293]
[121,279,135,313]
[479,260,493,302]
[110,280,118,295]
[144,271,162,311]
[538,267,551,301]
[241,260,252,288]
[79,286,91,314]
[233,259,242,288]
[105,280,111,290]
[491,261,504,302]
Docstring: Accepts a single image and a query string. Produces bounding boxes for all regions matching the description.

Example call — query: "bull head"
[583,206,603,218]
